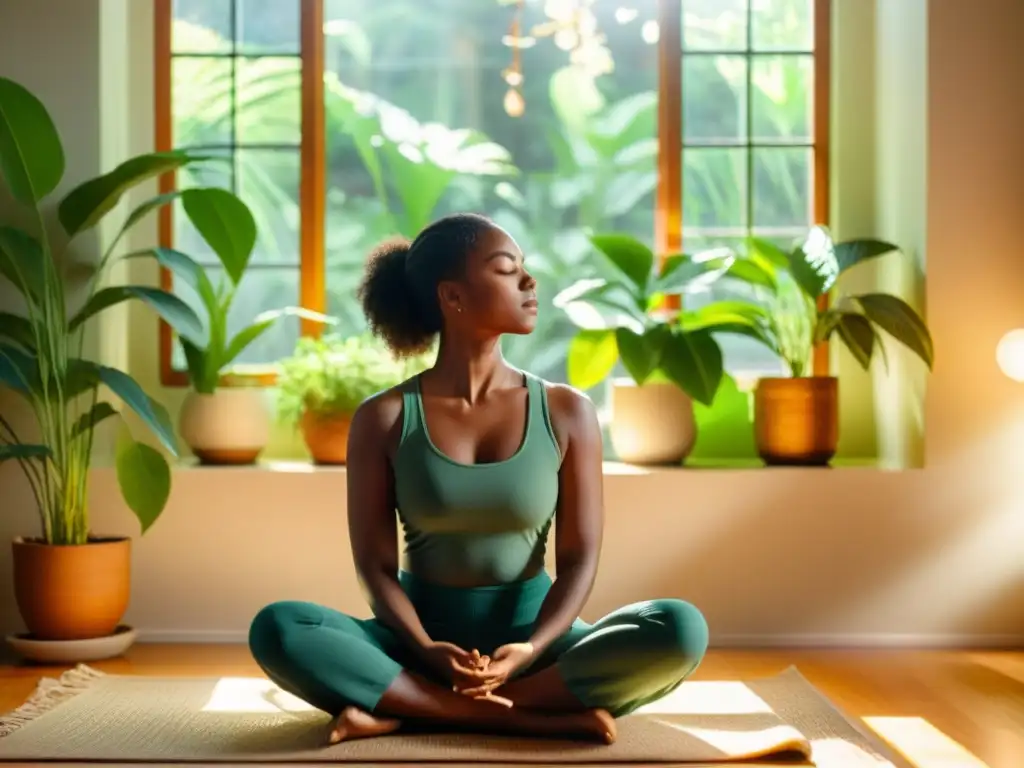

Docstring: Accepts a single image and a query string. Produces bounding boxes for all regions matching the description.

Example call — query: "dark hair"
[358,213,494,357]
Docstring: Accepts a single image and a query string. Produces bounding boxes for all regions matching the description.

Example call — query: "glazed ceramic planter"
[179,388,270,465]
[609,379,697,465]
[754,376,838,466]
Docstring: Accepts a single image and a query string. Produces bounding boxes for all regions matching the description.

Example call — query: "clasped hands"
[428,641,535,708]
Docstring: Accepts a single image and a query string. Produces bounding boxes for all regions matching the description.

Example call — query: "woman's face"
[439,224,539,338]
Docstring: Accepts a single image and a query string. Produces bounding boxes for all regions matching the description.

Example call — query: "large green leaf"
[0,77,65,205]
[834,239,898,276]
[680,301,778,351]
[75,362,178,455]
[71,401,118,440]
[783,226,841,297]
[58,151,197,237]
[832,311,876,370]
[0,226,44,303]
[589,233,654,295]
[855,293,934,369]
[615,327,659,385]
[724,255,778,292]
[115,428,171,535]
[115,191,182,242]
[658,329,724,407]
[566,329,618,390]
[552,277,646,332]
[181,187,257,285]
[124,246,217,317]
[0,311,35,350]
[68,285,203,342]
[748,237,791,270]
[0,342,37,394]
[655,248,735,295]
[0,443,50,462]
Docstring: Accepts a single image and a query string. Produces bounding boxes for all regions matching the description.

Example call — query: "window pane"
[683,55,747,143]
[323,0,659,390]
[682,0,748,52]
[752,147,812,229]
[751,55,812,141]
[173,57,232,148]
[235,57,302,145]
[173,0,231,53]
[234,149,301,264]
[172,267,301,367]
[237,0,301,55]
[752,0,813,51]
[683,148,748,229]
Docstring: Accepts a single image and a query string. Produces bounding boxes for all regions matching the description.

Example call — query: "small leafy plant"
[277,334,433,425]
[553,233,736,405]
[175,198,334,393]
[683,226,935,376]
[0,76,250,543]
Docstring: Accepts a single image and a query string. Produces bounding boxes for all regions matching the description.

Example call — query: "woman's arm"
[346,392,436,658]
[525,385,604,656]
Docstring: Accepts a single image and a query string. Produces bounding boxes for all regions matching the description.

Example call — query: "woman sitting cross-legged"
[248,213,709,745]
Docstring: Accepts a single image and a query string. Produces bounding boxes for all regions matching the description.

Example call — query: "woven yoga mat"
[0,664,911,765]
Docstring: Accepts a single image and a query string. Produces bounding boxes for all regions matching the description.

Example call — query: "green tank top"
[393,372,561,587]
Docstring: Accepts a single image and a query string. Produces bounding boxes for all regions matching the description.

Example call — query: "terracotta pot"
[754,376,838,466]
[609,379,697,465]
[12,535,131,640]
[179,388,269,465]
[301,411,352,465]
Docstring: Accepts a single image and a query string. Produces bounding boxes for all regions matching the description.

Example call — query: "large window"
[157,0,829,386]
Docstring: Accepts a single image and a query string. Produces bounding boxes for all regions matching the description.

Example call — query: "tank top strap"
[399,376,423,445]
[524,372,562,462]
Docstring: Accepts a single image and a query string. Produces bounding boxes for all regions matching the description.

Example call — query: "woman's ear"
[437,280,463,315]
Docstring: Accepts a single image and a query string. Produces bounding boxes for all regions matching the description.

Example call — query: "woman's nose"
[521,270,537,289]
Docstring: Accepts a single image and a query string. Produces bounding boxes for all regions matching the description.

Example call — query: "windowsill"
[163,457,909,474]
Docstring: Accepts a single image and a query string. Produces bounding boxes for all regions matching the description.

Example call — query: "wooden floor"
[2,645,1023,767]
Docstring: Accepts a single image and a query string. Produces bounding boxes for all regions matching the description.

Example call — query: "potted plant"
[553,233,737,465]
[685,226,935,465]
[0,77,245,649]
[175,199,334,466]
[277,333,432,464]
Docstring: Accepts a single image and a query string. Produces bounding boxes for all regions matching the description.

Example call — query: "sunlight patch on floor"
[636,680,774,714]
[863,716,990,768]
[202,676,316,713]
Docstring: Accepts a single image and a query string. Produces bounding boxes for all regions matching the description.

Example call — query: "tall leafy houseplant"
[0,76,246,644]
[277,334,432,465]
[687,226,935,465]
[553,234,736,464]
[174,198,333,466]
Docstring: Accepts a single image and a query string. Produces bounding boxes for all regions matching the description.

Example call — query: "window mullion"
[299,0,326,338]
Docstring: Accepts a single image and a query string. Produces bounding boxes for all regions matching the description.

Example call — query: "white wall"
[1,0,1023,645]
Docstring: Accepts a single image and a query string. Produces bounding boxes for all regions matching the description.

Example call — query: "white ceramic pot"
[609,378,697,465]
[179,388,269,465]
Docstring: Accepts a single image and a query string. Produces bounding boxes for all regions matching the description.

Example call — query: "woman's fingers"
[478,691,513,708]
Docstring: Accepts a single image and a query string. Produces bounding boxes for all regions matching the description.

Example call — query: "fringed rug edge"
[0,664,105,738]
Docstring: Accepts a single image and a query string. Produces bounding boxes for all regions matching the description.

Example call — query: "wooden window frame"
[156,0,831,387]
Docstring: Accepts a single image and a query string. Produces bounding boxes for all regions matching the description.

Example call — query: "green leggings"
[248,570,708,719]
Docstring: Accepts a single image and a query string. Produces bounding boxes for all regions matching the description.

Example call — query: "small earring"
[457,306,463,313]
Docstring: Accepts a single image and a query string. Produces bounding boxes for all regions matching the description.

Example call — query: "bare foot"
[577,708,617,744]
[543,709,616,744]
[327,706,402,744]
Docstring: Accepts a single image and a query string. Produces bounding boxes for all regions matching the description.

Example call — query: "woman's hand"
[455,642,535,699]
[418,641,478,684]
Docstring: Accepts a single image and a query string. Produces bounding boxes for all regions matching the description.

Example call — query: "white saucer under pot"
[5,625,138,664]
